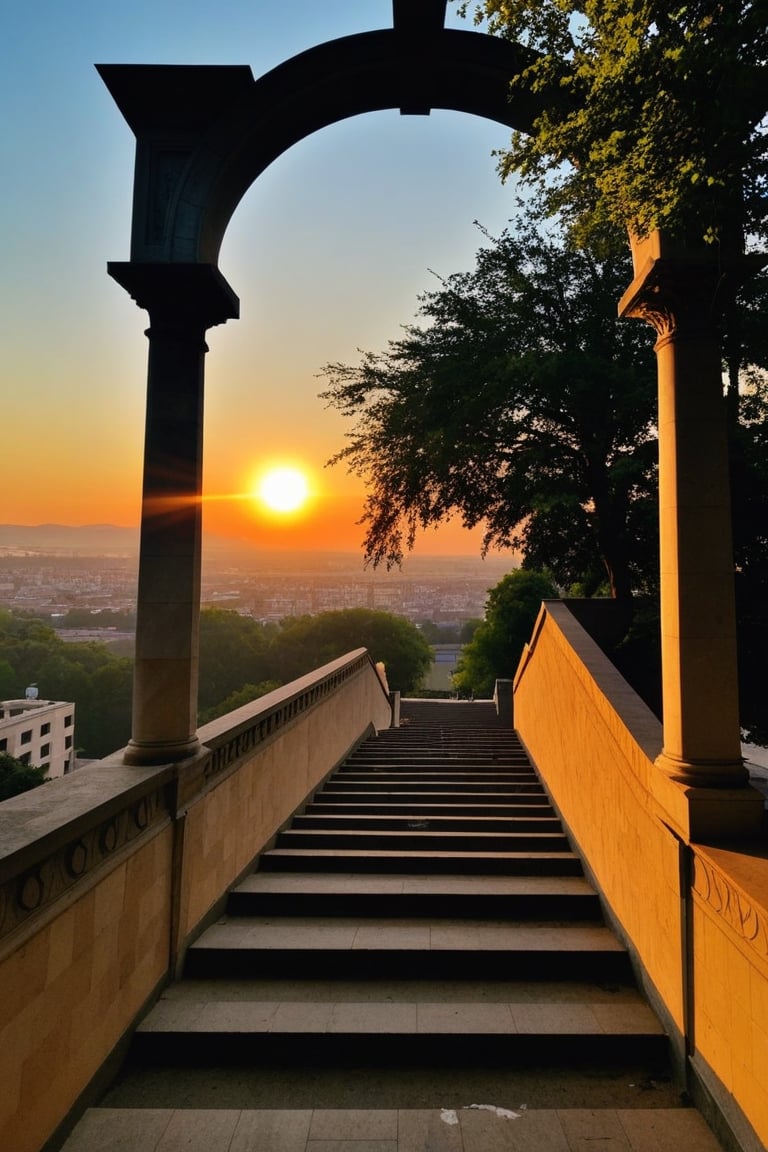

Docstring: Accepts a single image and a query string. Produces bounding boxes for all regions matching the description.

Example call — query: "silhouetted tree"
[321,215,658,600]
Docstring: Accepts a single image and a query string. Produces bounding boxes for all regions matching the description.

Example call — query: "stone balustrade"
[514,601,768,1151]
[0,648,392,1152]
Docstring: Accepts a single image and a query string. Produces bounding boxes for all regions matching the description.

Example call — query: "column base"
[652,756,764,842]
[655,751,749,789]
[123,735,201,767]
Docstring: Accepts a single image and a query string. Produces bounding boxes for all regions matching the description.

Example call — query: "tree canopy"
[453,569,558,697]
[321,215,658,600]
[0,606,435,761]
[272,608,433,695]
[0,610,133,760]
[198,608,274,716]
[458,1,768,249]
[0,751,48,801]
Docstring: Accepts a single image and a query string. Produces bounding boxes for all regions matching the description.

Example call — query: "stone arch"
[99,21,547,266]
[100,5,560,767]
[101,3,750,803]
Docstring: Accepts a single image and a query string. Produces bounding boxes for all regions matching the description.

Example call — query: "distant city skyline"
[1,1,522,563]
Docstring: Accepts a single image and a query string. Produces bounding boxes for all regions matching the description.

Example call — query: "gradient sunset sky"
[1,0,523,560]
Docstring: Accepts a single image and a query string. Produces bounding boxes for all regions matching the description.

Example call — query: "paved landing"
[61,1107,724,1151]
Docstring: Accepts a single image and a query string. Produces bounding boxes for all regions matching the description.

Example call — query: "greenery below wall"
[0,607,433,765]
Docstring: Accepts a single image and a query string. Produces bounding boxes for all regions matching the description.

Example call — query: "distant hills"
[0,523,515,576]
[0,524,139,554]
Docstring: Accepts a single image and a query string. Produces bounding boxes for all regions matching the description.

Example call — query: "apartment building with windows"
[0,690,75,779]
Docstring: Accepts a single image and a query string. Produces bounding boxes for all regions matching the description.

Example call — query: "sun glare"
[255,466,310,514]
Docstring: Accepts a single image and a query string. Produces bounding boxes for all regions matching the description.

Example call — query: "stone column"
[108,264,239,766]
[619,237,747,788]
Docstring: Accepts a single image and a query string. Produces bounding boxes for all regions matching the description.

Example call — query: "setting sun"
[254,466,310,514]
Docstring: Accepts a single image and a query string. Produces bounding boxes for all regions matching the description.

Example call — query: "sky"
[0,0,524,561]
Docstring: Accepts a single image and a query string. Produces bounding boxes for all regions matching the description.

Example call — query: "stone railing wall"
[514,602,768,1152]
[0,649,392,1152]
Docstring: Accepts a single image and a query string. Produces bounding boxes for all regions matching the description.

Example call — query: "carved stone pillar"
[620,237,747,788]
[108,264,239,766]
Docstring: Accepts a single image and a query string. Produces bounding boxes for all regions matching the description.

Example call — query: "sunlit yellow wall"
[177,659,393,943]
[0,650,392,1152]
[514,602,768,1146]
[514,602,684,1032]
[0,829,172,1152]
[691,846,768,1145]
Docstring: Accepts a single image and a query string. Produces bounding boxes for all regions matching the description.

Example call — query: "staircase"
[61,700,723,1151]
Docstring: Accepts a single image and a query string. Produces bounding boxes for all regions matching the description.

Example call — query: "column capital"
[108,262,240,329]
[618,234,765,345]
[618,257,722,344]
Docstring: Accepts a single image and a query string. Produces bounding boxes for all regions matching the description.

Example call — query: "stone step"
[344,755,533,765]
[58,704,705,1152]
[130,988,665,1065]
[184,917,629,980]
[90,1059,686,1113]
[307,800,555,816]
[348,743,528,751]
[336,769,541,778]
[259,847,584,876]
[61,1106,725,1152]
[354,756,528,764]
[275,828,570,852]
[292,813,564,833]
[313,788,548,804]
[228,871,602,919]
[322,779,546,793]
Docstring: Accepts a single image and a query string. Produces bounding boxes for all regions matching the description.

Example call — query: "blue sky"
[0,1,523,555]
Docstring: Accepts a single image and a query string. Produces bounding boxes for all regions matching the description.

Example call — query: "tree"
[198,609,273,716]
[458,1,768,249]
[199,681,283,726]
[460,619,483,644]
[414,620,462,644]
[272,609,433,695]
[0,752,48,801]
[321,214,658,600]
[0,613,134,760]
[0,657,15,699]
[453,570,558,697]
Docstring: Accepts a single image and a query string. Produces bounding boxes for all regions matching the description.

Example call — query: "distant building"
[0,691,75,779]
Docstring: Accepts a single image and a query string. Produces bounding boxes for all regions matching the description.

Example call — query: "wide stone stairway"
[62,700,723,1150]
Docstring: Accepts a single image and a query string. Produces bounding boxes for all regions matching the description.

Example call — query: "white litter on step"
[466,1104,522,1120]
[440,1110,460,1126]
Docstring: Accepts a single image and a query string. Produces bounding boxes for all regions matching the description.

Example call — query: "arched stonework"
[98,19,546,265]
[99,3,559,767]
[101,2,755,824]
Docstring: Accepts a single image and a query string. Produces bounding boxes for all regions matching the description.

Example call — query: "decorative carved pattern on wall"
[0,786,167,945]
[693,853,768,960]
[199,651,371,788]
[0,650,379,948]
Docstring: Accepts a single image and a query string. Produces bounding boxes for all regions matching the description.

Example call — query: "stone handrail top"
[198,647,371,748]
[0,647,379,885]
[0,755,174,884]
